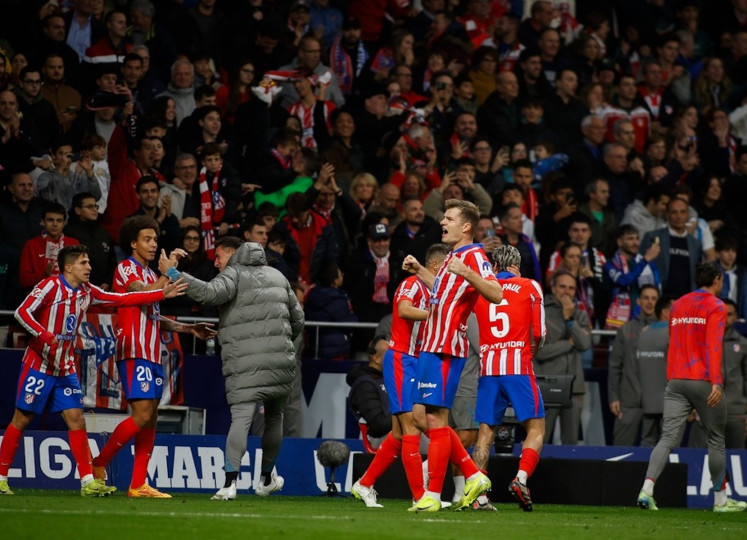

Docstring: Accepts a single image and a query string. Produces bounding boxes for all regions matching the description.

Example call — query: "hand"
[560,295,575,320]
[241,183,262,194]
[706,384,723,407]
[644,243,661,262]
[163,278,188,298]
[708,219,724,232]
[425,145,437,170]
[507,263,520,276]
[44,261,55,277]
[491,150,508,172]
[34,157,53,171]
[398,150,407,173]
[172,176,186,190]
[402,254,422,275]
[451,139,467,160]
[579,265,594,279]
[159,249,176,274]
[158,194,171,220]
[218,222,229,236]
[180,217,200,228]
[446,255,470,277]
[609,401,621,417]
[629,156,645,177]
[168,248,188,265]
[77,155,94,176]
[191,322,218,340]
[317,162,335,186]
[483,236,502,253]
[439,170,456,193]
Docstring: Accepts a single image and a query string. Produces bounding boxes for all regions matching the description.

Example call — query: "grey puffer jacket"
[180,242,305,404]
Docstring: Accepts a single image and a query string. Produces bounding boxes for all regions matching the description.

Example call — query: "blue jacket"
[305,285,358,359]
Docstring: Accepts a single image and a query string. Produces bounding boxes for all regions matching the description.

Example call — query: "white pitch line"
[0,508,352,521]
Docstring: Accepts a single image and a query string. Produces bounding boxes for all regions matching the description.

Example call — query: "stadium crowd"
[1,0,747,449]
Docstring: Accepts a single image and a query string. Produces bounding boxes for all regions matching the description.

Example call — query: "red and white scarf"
[198,166,226,259]
[372,251,390,304]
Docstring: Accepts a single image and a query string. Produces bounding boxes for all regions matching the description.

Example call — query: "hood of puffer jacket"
[227,241,267,267]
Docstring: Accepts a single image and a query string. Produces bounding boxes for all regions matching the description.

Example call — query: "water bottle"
[206,338,216,356]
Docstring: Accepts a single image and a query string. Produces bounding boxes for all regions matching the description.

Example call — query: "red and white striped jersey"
[421,244,499,357]
[475,273,546,376]
[14,275,165,376]
[389,275,429,356]
[287,100,336,149]
[113,257,161,363]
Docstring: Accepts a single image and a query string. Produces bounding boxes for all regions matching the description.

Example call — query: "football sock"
[714,489,727,506]
[360,433,402,487]
[425,427,450,495]
[448,427,479,478]
[224,470,238,488]
[93,417,141,467]
[0,424,22,477]
[452,473,465,502]
[517,447,539,483]
[131,427,155,488]
[68,429,93,478]
[642,478,655,496]
[401,434,424,500]
[261,471,272,486]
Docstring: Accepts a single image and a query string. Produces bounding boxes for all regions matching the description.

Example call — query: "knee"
[11,409,34,431]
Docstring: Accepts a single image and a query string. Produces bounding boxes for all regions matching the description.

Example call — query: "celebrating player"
[402,199,503,512]
[472,245,546,512]
[0,245,185,496]
[637,263,747,512]
[352,243,450,508]
[91,216,216,498]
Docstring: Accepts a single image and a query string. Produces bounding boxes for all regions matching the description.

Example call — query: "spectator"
[279,34,344,108]
[518,0,554,50]
[534,270,591,445]
[500,183,537,244]
[714,236,747,318]
[347,335,391,447]
[565,114,606,193]
[36,14,81,89]
[64,0,105,62]
[36,138,102,211]
[498,203,541,282]
[15,66,59,155]
[696,174,740,242]
[82,9,131,70]
[536,176,578,274]
[19,202,80,290]
[329,17,368,97]
[621,183,672,238]
[128,0,178,84]
[305,262,358,359]
[600,142,639,222]
[70,134,110,216]
[468,46,499,106]
[516,48,552,102]
[158,58,196,127]
[389,196,442,283]
[287,74,335,150]
[640,197,703,298]
[637,59,678,134]
[274,191,339,287]
[159,153,200,229]
[63,192,116,290]
[168,0,225,62]
[253,129,301,195]
[477,70,520,146]
[215,61,255,126]
[604,224,662,328]
[40,53,81,134]
[607,284,661,445]
[345,223,395,324]
[424,163,492,222]
[599,73,651,154]
[0,90,36,179]
[579,178,617,257]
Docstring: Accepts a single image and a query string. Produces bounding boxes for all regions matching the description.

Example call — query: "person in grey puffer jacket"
[534,270,591,444]
[166,237,304,500]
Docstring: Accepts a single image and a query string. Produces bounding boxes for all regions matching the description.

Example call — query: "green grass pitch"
[1,491,745,539]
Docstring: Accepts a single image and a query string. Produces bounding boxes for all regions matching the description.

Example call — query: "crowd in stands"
[2,0,747,362]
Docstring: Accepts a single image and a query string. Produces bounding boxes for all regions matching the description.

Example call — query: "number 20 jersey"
[475,274,545,376]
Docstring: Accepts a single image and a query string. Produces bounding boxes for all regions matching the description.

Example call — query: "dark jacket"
[389,217,443,284]
[344,247,396,323]
[640,228,701,295]
[477,92,519,146]
[607,313,658,408]
[346,363,391,438]
[305,285,358,359]
[274,211,340,285]
[64,217,117,288]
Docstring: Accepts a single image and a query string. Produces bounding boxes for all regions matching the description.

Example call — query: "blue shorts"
[383,349,418,414]
[415,352,466,409]
[475,375,545,425]
[117,359,164,401]
[15,364,83,414]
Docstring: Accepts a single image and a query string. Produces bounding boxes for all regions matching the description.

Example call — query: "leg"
[225,402,257,475]
[130,399,159,489]
[472,423,495,471]
[543,408,559,444]
[61,407,94,481]
[282,359,304,437]
[613,407,644,446]
[0,409,35,483]
[259,395,287,483]
[689,382,727,500]
[640,414,662,447]
[399,412,425,501]
[559,396,583,445]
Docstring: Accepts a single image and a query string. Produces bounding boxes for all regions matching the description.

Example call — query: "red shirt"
[421,244,498,357]
[667,290,726,385]
[389,275,429,356]
[15,276,164,376]
[113,257,161,363]
[19,233,80,289]
[475,273,545,376]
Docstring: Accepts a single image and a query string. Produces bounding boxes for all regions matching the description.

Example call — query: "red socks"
[401,434,424,500]
[448,427,479,478]
[360,433,401,487]
[131,427,155,488]
[93,417,141,467]
[0,424,22,476]
[425,427,450,494]
[518,448,539,479]
[68,429,93,478]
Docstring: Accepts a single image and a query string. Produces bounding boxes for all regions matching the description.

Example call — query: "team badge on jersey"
[25,393,34,404]
[141,381,150,392]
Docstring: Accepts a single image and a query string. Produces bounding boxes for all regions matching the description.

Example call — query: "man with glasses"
[15,66,59,155]
[65,192,117,290]
[279,34,344,107]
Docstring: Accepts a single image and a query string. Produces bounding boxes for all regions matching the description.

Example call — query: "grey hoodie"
[180,242,305,404]
[621,199,665,237]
